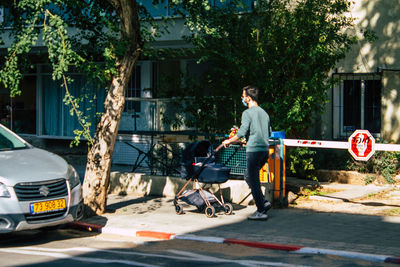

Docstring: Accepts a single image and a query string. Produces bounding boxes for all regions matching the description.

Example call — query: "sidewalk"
[70,186,400,264]
[68,160,400,264]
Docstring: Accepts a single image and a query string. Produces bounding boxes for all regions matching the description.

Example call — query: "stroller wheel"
[205,206,215,218]
[175,204,184,215]
[223,203,233,215]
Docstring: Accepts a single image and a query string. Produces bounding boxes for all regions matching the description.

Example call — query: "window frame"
[334,73,382,138]
[124,64,142,114]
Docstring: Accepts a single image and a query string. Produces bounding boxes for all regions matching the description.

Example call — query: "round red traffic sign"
[348,130,375,161]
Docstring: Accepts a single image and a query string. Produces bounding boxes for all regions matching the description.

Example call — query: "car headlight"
[0,182,11,198]
[67,165,81,189]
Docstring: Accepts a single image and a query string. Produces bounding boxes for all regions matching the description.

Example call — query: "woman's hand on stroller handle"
[221,135,243,149]
[215,143,225,152]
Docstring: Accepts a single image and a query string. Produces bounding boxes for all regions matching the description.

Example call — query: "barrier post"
[260,132,286,204]
[279,138,286,205]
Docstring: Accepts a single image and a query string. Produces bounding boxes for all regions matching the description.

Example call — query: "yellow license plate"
[30,199,66,214]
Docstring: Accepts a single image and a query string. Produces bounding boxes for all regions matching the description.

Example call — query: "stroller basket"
[180,189,217,211]
[174,140,240,218]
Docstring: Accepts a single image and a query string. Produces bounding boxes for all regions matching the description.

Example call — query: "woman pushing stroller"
[222,85,272,221]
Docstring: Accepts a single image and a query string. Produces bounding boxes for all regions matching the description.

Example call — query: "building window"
[0,7,4,24]
[343,80,361,130]
[0,76,36,134]
[137,0,254,18]
[41,73,105,137]
[138,0,172,17]
[124,65,141,113]
[338,74,381,136]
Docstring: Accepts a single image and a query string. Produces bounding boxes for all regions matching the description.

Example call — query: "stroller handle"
[215,143,225,152]
[215,141,244,153]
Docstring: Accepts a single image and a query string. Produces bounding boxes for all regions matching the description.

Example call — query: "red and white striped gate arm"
[283,139,400,152]
[283,139,348,149]
[375,143,400,152]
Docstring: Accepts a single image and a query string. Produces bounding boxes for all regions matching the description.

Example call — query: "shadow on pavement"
[102,194,400,257]
[106,196,160,212]
[353,201,400,208]
[0,226,99,248]
[192,207,400,257]
[315,195,400,208]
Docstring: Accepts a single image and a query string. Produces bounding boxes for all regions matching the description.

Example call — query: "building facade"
[1,0,400,143]
[321,0,400,142]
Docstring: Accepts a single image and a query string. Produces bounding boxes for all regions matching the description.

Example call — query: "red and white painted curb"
[68,221,400,264]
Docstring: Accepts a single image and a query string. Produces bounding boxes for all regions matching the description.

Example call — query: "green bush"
[288,139,400,184]
[307,143,399,184]
[286,147,317,181]
[313,149,352,170]
[363,151,398,184]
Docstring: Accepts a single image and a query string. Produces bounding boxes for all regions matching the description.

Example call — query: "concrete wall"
[381,70,400,141]
[320,0,400,141]
[109,172,274,205]
[150,18,191,46]
[337,0,400,73]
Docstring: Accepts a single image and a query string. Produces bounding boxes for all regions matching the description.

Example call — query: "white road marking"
[168,249,311,267]
[0,248,157,267]
[20,247,97,252]
[295,247,389,263]
[1,246,310,267]
[0,248,70,259]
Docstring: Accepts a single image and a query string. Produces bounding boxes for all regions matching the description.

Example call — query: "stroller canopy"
[180,140,213,179]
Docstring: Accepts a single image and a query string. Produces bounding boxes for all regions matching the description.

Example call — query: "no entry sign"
[348,130,375,161]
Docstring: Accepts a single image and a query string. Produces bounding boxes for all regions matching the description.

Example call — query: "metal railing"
[113,132,227,176]
[122,97,192,132]
[113,96,236,176]
[122,96,235,133]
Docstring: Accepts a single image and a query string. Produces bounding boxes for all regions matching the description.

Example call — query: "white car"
[0,123,83,233]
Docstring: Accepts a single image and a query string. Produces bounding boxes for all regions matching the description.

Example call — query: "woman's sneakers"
[247,210,268,220]
[264,201,272,213]
[247,201,272,221]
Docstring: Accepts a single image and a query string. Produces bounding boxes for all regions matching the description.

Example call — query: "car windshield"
[0,126,28,150]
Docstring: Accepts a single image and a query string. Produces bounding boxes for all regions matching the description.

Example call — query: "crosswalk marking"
[0,246,311,267]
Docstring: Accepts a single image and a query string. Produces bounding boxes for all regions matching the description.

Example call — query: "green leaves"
[171,0,356,137]
[0,0,43,97]
[42,9,83,80]
[287,147,317,181]
[0,0,107,145]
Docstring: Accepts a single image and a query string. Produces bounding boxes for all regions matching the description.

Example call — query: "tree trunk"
[82,0,142,215]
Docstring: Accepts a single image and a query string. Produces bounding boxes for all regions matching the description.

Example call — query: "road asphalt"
[69,181,400,265]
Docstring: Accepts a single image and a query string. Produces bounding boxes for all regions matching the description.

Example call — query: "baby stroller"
[174,140,239,218]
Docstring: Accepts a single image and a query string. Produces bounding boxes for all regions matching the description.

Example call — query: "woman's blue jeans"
[245,151,268,212]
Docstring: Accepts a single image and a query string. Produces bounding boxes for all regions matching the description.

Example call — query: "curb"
[68,221,400,264]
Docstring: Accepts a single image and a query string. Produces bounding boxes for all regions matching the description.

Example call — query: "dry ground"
[290,185,400,216]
